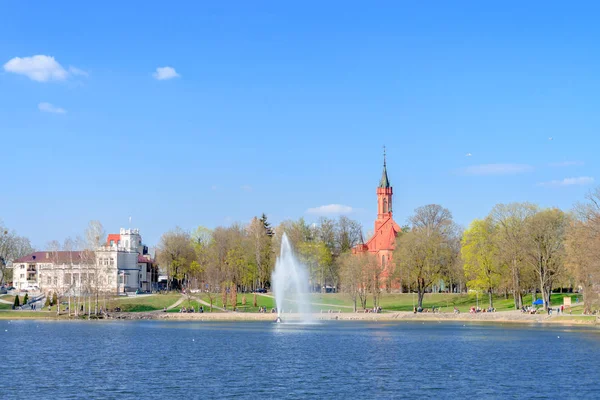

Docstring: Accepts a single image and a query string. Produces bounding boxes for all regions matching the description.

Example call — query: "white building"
[12,228,158,294]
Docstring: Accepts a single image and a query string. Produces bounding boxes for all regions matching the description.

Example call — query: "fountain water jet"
[271,233,312,323]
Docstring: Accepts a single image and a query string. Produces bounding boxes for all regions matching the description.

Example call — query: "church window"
[383,199,388,213]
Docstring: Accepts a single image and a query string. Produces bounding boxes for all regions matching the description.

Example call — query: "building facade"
[12,228,158,294]
[352,153,401,288]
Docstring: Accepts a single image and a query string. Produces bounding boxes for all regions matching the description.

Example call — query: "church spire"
[379,146,390,188]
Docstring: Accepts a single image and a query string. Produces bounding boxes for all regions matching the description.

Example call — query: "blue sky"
[1,1,599,248]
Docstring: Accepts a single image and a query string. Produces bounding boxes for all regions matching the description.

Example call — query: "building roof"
[13,251,94,264]
[379,151,391,188]
[364,217,401,252]
[137,255,154,264]
[107,234,121,245]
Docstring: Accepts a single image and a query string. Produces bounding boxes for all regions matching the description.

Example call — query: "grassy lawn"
[0,295,16,304]
[185,292,584,313]
[0,311,57,319]
[0,303,12,310]
[106,294,182,312]
[194,293,277,312]
[94,291,585,314]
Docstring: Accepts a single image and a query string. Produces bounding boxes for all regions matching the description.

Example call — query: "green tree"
[157,227,195,290]
[52,292,58,306]
[297,240,333,292]
[23,293,29,305]
[13,295,20,309]
[461,218,503,308]
[490,203,538,309]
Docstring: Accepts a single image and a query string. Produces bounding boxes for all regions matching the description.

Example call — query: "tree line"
[336,191,600,313]
[156,214,363,307]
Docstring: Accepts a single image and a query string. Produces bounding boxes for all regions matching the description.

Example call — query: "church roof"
[364,216,401,251]
[379,163,390,188]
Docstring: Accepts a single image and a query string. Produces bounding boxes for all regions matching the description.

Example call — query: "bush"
[52,292,58,306]
[23,293,29,305]
[44,296,50,307]
[13,295,20,308]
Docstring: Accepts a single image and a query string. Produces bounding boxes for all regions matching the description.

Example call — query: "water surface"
[1,320,599,399]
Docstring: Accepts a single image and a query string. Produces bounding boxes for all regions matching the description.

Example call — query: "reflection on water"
[1,320,599,399]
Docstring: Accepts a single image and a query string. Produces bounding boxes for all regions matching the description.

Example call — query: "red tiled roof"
[137,255,154,263]
[107,234,121,245]
[13,251,95,264]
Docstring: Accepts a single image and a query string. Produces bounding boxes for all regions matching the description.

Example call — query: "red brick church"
[352,151,401,283]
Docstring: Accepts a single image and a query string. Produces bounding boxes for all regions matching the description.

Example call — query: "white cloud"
[68,66,88,77]
[3,55,87,82]
[4,55,68,82]
[537,177,594,187]
[461,163,533,176]
[549,161,584,167]
[38,102,66,114]
[153,66,180,80]
[306,204,354,216]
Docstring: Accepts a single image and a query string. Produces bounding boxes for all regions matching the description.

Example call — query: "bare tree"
[0,223,34,284]
[524,208,568,310]
[247,218,270,289]
[396,204,458,308]
[565,219,600,313]
[565,188,600,313]
[338,251,377,311]
[83,221,106,316]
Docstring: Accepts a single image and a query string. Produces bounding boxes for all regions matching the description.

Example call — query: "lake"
[1,320,599,399]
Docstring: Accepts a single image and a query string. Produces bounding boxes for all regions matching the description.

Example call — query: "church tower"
[375,148,393,231]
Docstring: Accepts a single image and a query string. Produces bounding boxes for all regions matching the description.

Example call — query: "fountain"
[271,233,312,323]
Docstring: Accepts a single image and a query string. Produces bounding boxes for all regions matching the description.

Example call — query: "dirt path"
[166,295,186,310]
[256,293,354,309]
[190,296,227,312]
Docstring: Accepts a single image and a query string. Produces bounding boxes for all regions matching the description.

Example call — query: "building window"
[110,258,114,266]
[383,199,388,214]
[20,273,24,279]
[47,277,51,285]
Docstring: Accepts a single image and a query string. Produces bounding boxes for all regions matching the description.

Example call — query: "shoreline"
[1,310,598,326]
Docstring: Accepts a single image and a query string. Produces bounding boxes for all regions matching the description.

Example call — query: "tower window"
[383,199,388,213]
